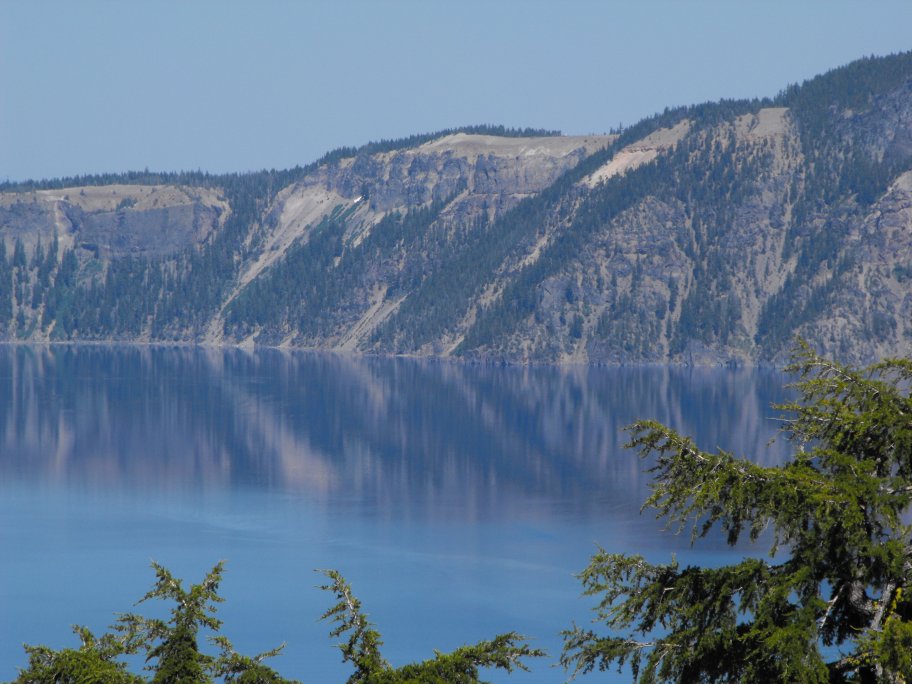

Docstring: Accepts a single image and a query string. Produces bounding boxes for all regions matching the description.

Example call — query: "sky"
[2,0,912,182]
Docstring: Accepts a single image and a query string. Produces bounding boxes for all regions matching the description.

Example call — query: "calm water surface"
[0,346,793,681]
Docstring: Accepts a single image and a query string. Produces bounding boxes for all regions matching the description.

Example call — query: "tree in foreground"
[14,626,143,684]
[561,343,912,682]
[13,562,298,684]
[11,563,542,683]
[318,569,544,683]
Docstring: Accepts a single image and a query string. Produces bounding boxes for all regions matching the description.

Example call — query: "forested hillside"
[2,53,912,365]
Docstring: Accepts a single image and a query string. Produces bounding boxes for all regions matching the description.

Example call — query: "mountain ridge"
[2,52,912,365]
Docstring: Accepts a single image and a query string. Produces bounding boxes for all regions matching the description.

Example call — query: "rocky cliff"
[2,53,912,365]
[0,185,227,257]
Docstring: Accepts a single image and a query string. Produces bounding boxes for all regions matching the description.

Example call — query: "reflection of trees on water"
[0,347,793,519]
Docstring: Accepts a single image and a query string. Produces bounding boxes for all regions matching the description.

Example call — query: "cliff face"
[0,185,227,257]
[211,133,612,348]
[226,133,610,319]
[2,53,912,365]
[476,110,804,364]
[806,170,912,362]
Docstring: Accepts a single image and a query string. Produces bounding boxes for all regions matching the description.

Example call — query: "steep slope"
[1,53,911,364]
[216,132,611,348]
[448,105,804,363]
[390,54,912,365]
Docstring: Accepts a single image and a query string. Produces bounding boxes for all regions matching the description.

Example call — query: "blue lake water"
[0,346,793,681]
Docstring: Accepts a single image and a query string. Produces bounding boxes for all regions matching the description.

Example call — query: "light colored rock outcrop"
[0,184,228,257]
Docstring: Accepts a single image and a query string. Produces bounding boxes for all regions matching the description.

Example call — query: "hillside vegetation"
[2,55,912,364]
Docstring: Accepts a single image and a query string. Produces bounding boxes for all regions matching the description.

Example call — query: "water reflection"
[0,346,793,520]
[0,346,798,682]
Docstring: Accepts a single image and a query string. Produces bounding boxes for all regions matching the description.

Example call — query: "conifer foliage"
[561,342,912,682]
[10,564,542,683]
[319,570,543,683]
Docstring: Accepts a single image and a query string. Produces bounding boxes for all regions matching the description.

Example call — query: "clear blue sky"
[2,0,911,182]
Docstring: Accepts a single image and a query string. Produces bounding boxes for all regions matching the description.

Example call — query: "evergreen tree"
[14,626,142,684]
[319,570,544,683]
[11,564,539,683]
[562,342,912,682]
[115,562,233,683]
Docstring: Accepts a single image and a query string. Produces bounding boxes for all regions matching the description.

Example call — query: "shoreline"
[0,338,783,369]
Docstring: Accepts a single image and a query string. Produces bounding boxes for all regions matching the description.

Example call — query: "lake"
[0,346,793,681]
